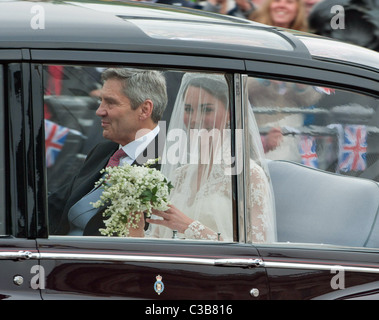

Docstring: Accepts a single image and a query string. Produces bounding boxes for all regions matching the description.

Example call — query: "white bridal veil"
[153,72,276,243]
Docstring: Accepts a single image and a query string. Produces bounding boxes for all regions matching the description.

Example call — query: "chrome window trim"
[240,74,252,244]
[234,73,246,243]
[0,64,4,236]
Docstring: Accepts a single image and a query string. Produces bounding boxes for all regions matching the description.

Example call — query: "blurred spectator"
[156,0,201,8]
[202,0,230,14]
[228,0,256,18]
[248,0,308,31]
[303,0,323,16]
[308,0,379,51]
[251,0,266,7]
[132,0,201,8]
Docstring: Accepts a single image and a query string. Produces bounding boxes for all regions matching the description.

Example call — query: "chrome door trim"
[9,250,379,273]
[261,261,379,274]
[37,251,263,268]
[0,250,36,260]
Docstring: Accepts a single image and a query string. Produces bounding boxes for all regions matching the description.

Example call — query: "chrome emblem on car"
[154,275,164,295]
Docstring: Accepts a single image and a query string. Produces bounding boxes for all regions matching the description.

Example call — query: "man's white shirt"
[119,125,160,166]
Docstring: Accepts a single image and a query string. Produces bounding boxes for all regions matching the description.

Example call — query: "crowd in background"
[139,0,379,52]
[143,0,318,32]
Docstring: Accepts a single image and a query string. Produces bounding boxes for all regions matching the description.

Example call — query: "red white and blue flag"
[299,135,318,168]
[338,125,367,172]
[313,86,335,95]
[45,119,70,167]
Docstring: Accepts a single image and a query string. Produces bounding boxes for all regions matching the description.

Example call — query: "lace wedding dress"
[150,72,276,243]
[151,158,275,243]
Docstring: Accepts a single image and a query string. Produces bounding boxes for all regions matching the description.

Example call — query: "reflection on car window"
[248,76,379,249]
[249,77,379,179]
[44,65,105,233]
[0,65,5,235]
[43,65,104,193]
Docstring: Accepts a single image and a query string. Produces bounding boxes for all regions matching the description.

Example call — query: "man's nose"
[96,102,106,117]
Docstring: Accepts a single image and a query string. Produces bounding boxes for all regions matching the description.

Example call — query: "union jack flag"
[313,86,335,95]
[338,125,367,172]
[299,135,318,168]
[45,119,70,167]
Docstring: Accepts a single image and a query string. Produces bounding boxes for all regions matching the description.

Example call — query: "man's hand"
[128,211,145,237]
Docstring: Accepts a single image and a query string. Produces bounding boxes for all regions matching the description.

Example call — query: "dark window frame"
[0,64,5,235]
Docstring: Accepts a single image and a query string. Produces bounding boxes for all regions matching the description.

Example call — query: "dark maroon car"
[1,0,379,301]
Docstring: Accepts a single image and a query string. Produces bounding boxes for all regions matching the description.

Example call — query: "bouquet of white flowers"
[91,159,173,237]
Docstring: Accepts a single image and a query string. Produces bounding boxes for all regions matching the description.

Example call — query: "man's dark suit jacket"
[49,130,164,236]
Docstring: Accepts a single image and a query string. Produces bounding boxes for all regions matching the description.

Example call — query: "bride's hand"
[147,204,193,234]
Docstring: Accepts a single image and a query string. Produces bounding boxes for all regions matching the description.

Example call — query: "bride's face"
[183,86,229,131]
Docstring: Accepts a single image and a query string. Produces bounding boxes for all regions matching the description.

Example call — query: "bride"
[147,72,276,243]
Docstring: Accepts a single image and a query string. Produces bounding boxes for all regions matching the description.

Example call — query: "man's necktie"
[106,149,126,167]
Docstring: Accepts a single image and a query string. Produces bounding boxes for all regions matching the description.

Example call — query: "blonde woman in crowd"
[249,0,308,31]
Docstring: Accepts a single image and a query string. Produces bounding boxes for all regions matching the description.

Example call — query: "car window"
[43,65,104,193]
[0,65,5,235]
[248,76,379,248]
[45,66,274,243]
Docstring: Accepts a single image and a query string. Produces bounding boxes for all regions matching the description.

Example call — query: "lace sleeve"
[249,161,275,243]
[183,161,275,243]
[184,220,220,241]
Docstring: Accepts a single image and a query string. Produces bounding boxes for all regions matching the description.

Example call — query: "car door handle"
[214,258,263,268]
[0,250,36,260]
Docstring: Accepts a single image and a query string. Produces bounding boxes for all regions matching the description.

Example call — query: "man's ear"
[139,99,153,121]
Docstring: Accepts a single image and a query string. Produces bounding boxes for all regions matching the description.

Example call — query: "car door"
[30,56,271,300]
[0,59,42,300]
[246,61,379,299]
[37,238,268,300]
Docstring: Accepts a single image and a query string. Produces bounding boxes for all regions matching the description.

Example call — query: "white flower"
[91,160,173,237]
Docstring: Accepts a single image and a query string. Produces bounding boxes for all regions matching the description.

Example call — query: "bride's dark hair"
[182,76,229,109]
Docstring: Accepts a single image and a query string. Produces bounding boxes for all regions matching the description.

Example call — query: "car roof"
[0,0,378,71]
